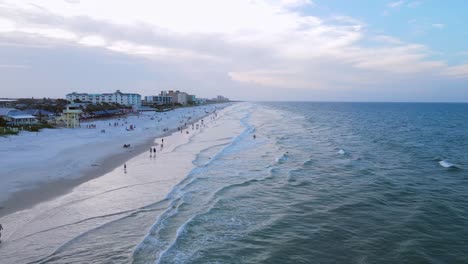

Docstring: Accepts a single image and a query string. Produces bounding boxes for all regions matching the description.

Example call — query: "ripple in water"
[138,102,468,263]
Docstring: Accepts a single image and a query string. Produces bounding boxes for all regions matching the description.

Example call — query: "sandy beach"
[0,103,230,217]
[0,102,247,263]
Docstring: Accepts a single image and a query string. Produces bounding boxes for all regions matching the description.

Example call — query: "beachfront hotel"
[146,90,197,105]
[145,95,173,105]
[66,90,142,108]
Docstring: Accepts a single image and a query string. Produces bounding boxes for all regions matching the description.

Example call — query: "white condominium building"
[66,90,142,107]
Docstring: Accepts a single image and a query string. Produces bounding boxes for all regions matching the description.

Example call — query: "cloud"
[432,23,445,29]
[78,35,107,47]
[388,1,405,8]
[407,1,422,8]
[373,35,404,45]
[442,64,468,78]
[0,18,16,32]
[279,0,314,8]
[0,0,466,100]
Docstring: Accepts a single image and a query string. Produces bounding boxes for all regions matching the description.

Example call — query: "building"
[196,98,208,104]
[147,90,191,105]
[66,90,142,108]
[167,90,189,105]
[22,109,56,121]
[215,95,229,102]
[59,104,83,128]
[145,95,173,105]
[187,95,196,104]
[0,108,38,126]
[0,99,17,108]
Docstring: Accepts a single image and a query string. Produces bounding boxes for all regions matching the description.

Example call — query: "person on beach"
[0,223,3,243]
[150,148,152,156]
[253,134,256,139]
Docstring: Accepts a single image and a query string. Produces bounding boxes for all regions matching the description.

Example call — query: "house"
[0,108,38,126]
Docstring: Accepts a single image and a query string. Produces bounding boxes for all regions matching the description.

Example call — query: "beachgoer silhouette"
[0,223,3,243]
[153,147,157,153]
[253,135,256,139]
[124,164,127,169]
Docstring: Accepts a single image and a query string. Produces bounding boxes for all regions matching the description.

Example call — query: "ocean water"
[36,102,468,263]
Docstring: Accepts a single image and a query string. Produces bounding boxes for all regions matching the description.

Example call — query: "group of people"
[109,122,125,127]
[149,147,157,156]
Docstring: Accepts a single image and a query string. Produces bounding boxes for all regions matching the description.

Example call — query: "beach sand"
[0,102,247,263]
[0,104,230,217]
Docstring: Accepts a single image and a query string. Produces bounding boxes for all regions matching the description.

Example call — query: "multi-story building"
[145,95,173,105]
[215,95,229,102]
[66,90,141,108]
[187,95,196,104]
[167,90,189,105]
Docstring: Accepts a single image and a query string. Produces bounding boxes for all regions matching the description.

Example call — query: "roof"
[0,108,20,116]
[67,91,141,97]
[9,115,37,119]
[23,109,55,116]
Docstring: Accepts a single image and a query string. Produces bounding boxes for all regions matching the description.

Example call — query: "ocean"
[32,102,468,263]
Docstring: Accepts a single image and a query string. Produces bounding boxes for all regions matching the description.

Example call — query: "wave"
[132,105,257,263]
[438,160,460,169]
[25,200,170,264]
[275,152,289,164]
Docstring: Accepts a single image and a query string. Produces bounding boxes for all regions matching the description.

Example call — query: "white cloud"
[278,0,314,8]
[407,1,421,8]
[19,27,78,40]
[373,35,404,45]
[443,64,468,78]
[432,23,445,29]
[388,1,405,8]
[78,35,107,47]
[0,0,465,98]
[0,18,16,32]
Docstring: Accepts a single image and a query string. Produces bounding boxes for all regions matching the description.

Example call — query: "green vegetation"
[0,128,18,136]
[0,116,7,127]
[84,102,131,113]
[0,120,54,136]
[14,98,69,114]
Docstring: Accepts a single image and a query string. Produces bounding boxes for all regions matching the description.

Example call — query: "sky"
[0,0,467,101]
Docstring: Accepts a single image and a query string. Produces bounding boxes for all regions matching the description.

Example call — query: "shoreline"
[0,103,246,263]
[0,104,232,218]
